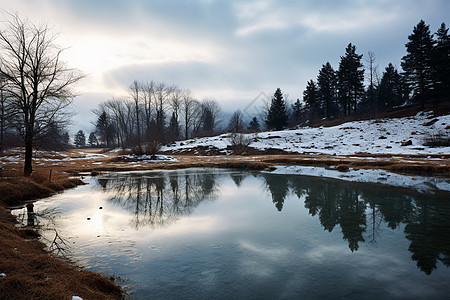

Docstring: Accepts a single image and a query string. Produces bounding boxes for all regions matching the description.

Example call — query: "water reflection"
[261,174,450,275]
[97,170,220,228]
[26,203,35,227]
[73,169,450,276]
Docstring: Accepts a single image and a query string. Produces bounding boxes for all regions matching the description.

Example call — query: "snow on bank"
[162,112,450,155]
[266,165,450,195]
[116,154,177,162]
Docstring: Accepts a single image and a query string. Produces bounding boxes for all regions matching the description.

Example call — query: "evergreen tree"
[167,112,180,141]
[401,20,435,108]
[62,132,70,146]
[198,100,221,137]
[248,116,260,132]
[266,88,288,131]
[35,121,70,150]
[291,99,304,125]
[432,22,450,103]
[88,132,98,147]
[303,80,320,121]
[360,84,378,114]
[74,130,86,148]
[95,111,115,147]
[337,43,365,115]
[317,62,337,120]
[201,108,214,135]
[156,108,165,135]
[377,63,408,110]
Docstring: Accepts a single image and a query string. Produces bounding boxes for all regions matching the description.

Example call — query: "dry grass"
[0,163,123,299]
[0,168,84,207]
[0,205,124,299]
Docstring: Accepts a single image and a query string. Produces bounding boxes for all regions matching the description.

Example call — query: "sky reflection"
[19,169,450,299]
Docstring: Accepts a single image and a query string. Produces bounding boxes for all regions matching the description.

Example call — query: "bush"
[131,141,162,156]
[228,133,253,155]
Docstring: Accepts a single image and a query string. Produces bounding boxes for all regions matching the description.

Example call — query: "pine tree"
[377,63,408,110]
[168,112,180,141]
[401,20,435,108]
[432,22,450,103]
[62,132,70,146]
[303,80,320,121]
[337,43,365,115]
[95,111,115,147]
[88,132,98,147]
[291,99,304,126]
[317,62,337,120]
[248,116,260,132]
[201,108,214,135]
[266,88,288,131]
[74,130,86,148]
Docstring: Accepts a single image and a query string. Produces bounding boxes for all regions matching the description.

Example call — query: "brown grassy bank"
[0,168,124,300]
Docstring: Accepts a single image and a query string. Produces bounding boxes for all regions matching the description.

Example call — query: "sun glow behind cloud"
[61,33,217,93]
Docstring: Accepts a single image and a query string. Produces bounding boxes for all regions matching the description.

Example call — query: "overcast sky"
[2,0,449,134]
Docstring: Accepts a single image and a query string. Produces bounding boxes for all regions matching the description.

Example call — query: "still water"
[19,169,450,299]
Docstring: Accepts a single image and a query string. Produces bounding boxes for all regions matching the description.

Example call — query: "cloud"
[2,0,449,132]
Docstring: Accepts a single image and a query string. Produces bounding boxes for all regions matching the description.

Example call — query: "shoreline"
[0,165,125,299]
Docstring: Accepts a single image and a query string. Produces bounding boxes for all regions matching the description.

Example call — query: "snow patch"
[265,165,450,194]
[162,112,450,155]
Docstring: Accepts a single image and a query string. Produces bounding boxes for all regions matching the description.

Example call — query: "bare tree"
[227,110,245,133]
[181,90,200,139]
[154,82,168,134]
[365,51,380,112]
[0,74,9,151]
[102,98,134,147]
[199,98,222,136]
[129,80,143,151]
[0,13,83,176]
[169,87,183,136]
[142,80,155,139]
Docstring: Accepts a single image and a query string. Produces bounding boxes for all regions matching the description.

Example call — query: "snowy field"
[162,112,450,156]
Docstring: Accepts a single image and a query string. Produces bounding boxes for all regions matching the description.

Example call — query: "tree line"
[91,81,222,153]
[0,14,448,175]
[76,19,450,152]
[291,20,450,125]
[219,19,450,134]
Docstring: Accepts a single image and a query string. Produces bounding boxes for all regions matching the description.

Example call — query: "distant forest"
[1,19,449,154]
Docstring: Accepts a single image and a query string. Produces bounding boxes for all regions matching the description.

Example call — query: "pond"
[15,168,450,299]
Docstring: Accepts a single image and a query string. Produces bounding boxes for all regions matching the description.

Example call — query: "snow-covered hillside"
[162,112,450,155]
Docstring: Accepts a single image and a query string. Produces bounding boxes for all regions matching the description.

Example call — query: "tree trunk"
[24,132,33,177]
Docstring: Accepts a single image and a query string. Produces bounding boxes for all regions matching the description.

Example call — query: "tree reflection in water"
[97,169,450,275]
[96,170,220,228]
[262,173,450,275]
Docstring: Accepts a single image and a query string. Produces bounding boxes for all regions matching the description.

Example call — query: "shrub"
[228,133,253,155]
[131,141,162,156]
